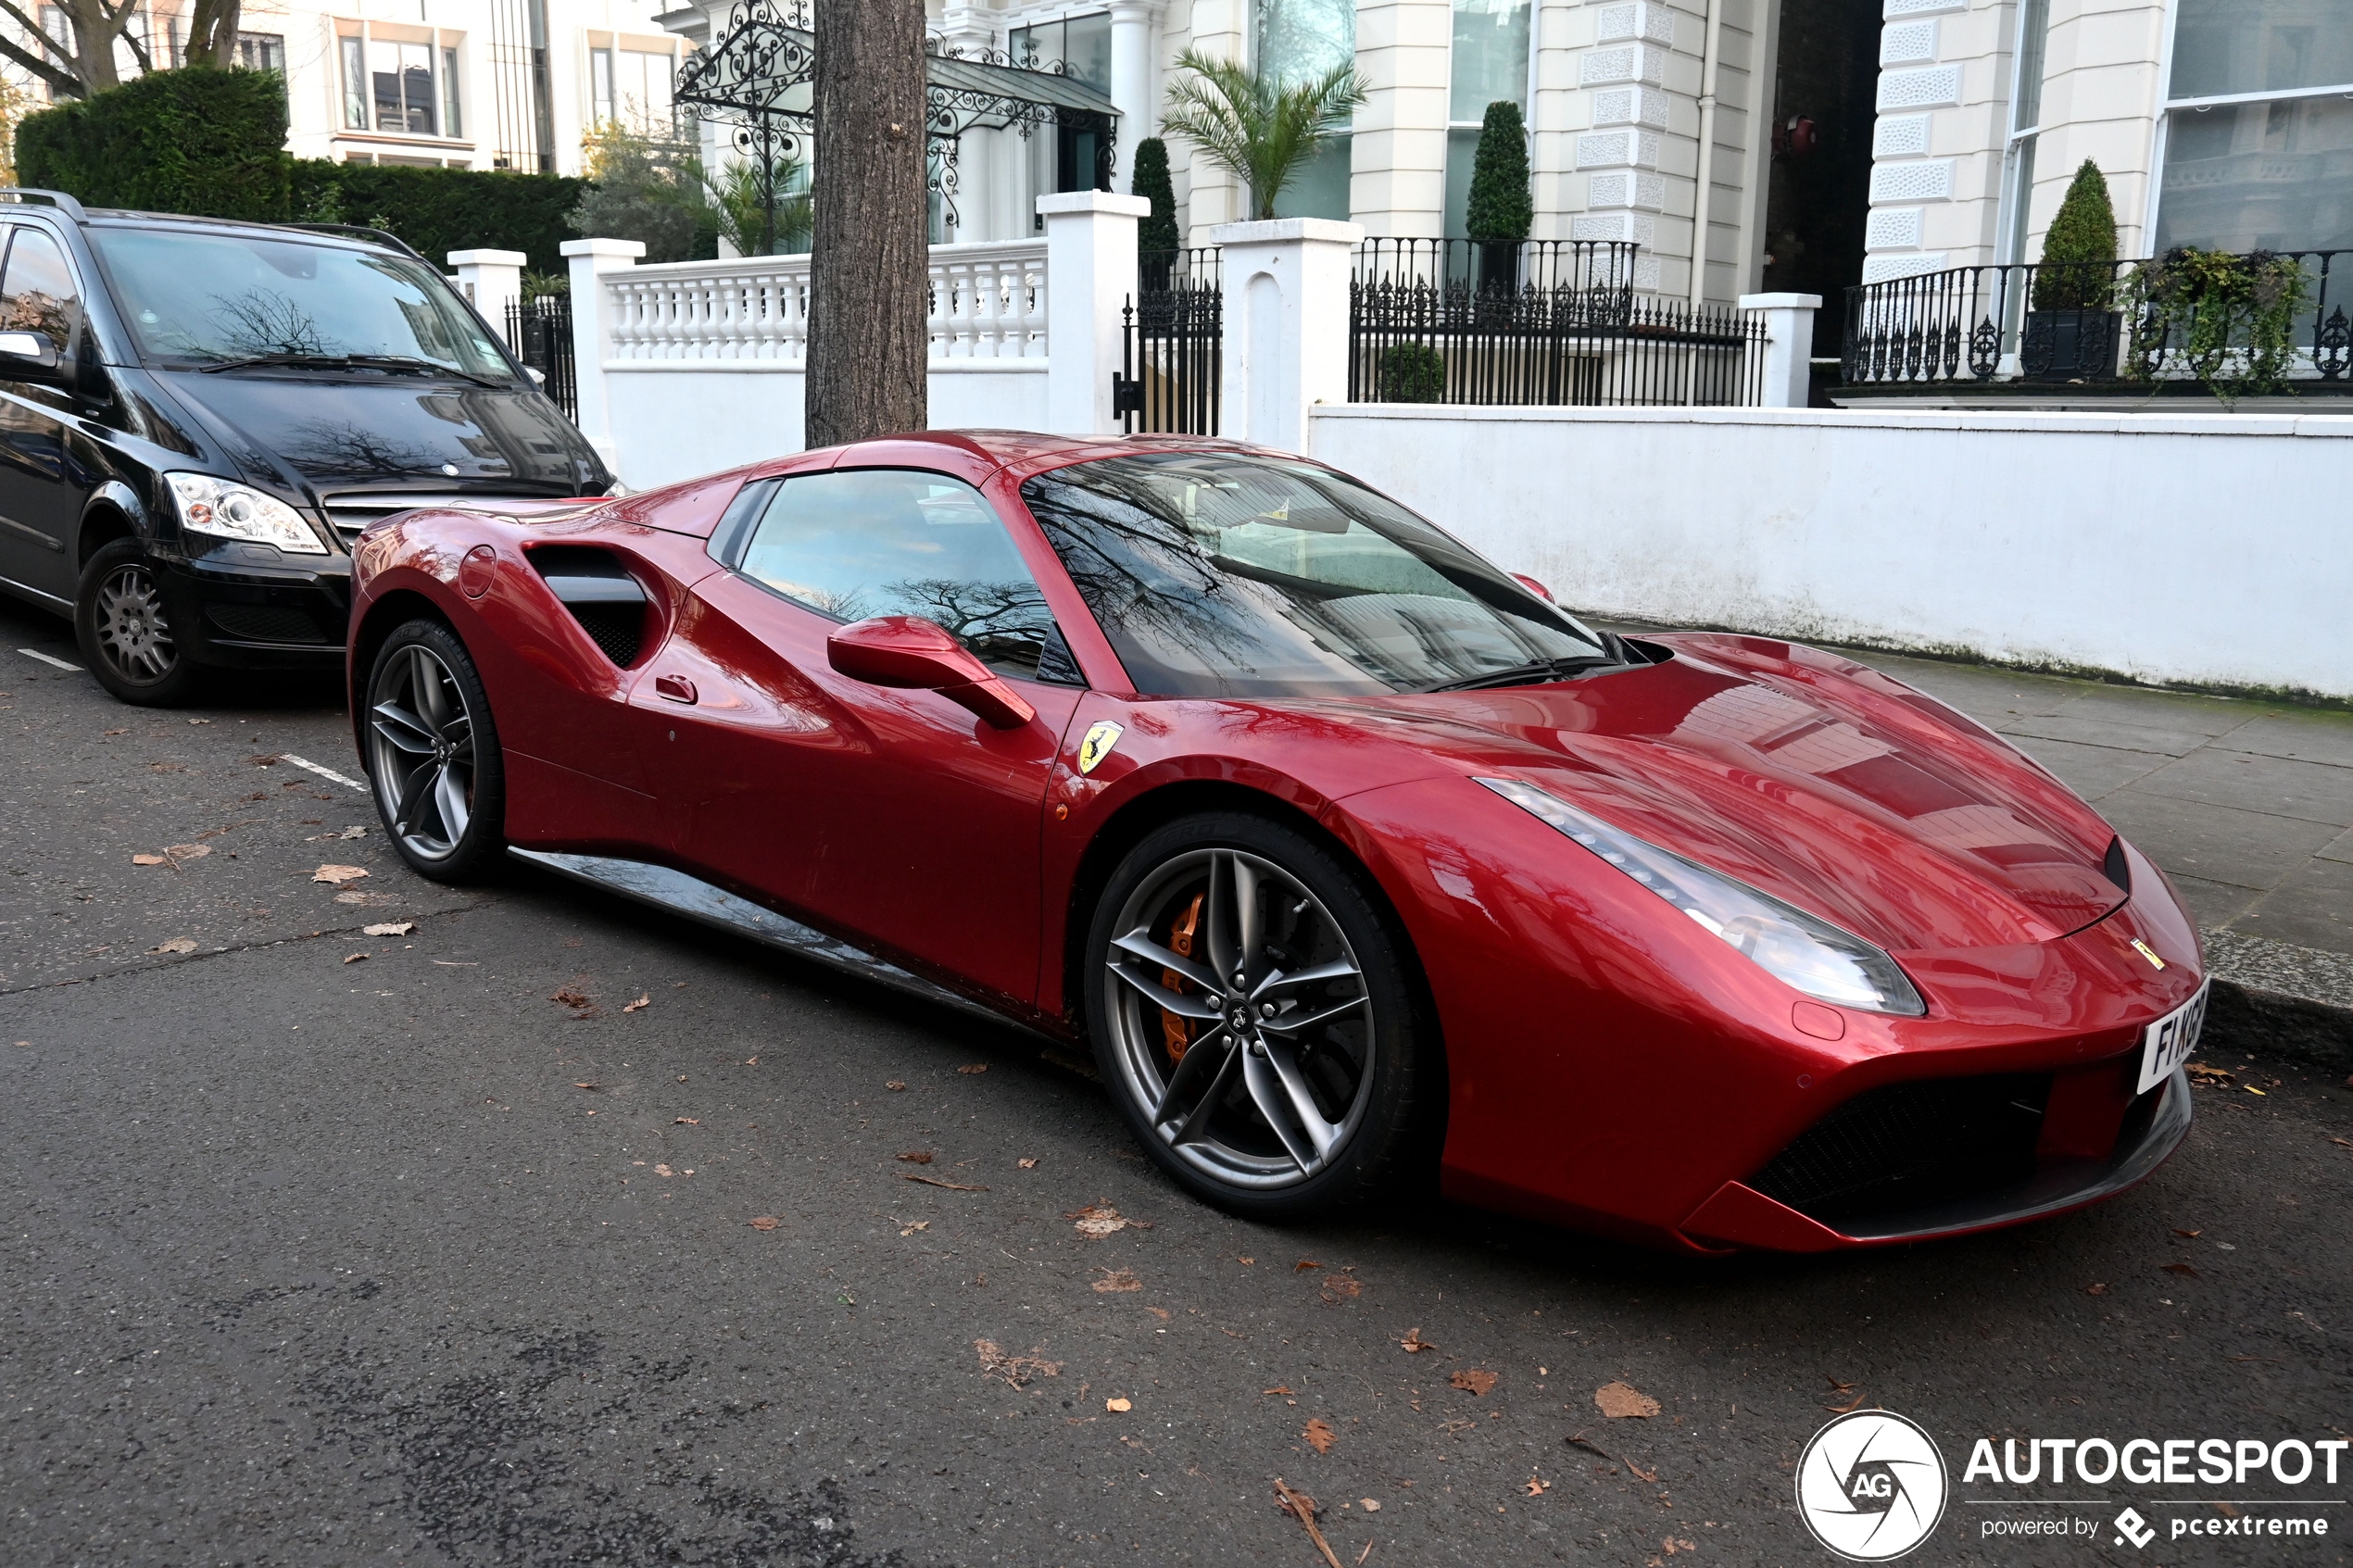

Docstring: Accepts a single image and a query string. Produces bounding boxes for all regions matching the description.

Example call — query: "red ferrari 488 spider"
[346,431,2205,1252]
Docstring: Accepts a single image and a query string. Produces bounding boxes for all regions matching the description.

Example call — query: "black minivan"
[0,188,611,705]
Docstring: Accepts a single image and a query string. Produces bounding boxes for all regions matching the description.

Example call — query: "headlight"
[166,473,326,556]
[1478,777,1927,1016]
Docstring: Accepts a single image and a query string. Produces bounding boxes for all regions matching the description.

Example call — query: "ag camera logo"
[1797,1410,1950,1561]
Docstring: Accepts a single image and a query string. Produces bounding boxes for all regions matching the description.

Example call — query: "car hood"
[1317,633,2126,954]
[151,369,607,496]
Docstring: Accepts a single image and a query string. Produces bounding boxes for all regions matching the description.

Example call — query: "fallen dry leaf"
[1303,1417,1338,1454]
[2085,1283,2110,1296]
[899,1219,929,1236]
[2163,1261,2200,1277]
[906,1173,988,1191]
[1092,1269,1142,1293]
[1106,1396,1132,1412]
[132,854,167,866]
[312,864,368,884]
[1017,1157,1039,1169]
[573,1080,598,1090]
[975,1338,1062,1387]
[1826,1390,1866,1414]
[2246,1085,2268,1096]
[336,891,396,906]
[623,993,650,1012]
[1265,1386,1294,1397]
[1451,1369,1499,1398]
[2173,1228,2203,1237]
[896,1150,935,1164]
[361,922,414,936]
[2187,1062,2233,1085]
[1661,1536,1696,1553]
[1067,1203,1129,1238]
[886,1080,907,1091]
[1294,1260,1324,1273]
[2332,1137,2353,1149]
[147,937,197,955]
[343,952,368,964]
[748,1216,779,1231]
[1824,1374,1856,1392]
[956,1063,988,1074]
[551,987,593,1009]
[1595,1381,1662,1419]
[1400,1328,1438,1354]
[653,1164,673,1176]
[674,1117,699,1125]
[1320,1273,1363,1303]
[1360,1499,1380,1512]
[1524,1476,1549,1496]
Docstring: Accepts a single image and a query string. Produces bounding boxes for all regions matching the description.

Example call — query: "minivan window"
[0,227,82,352]
[87,227,513,379]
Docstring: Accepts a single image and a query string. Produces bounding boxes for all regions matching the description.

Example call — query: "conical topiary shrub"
[1132,137,1179,255]
[2032,159,2118,310]
[1465,100,1532,244]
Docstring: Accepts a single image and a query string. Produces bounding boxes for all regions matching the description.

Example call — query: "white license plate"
[2137,979,2209,1095]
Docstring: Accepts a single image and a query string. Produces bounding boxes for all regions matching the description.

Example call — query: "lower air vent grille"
[528,546,648,668]
[1748,1073,2052,1224]
[207,604,331,644]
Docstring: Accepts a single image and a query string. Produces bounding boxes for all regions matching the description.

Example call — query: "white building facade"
[1862,0,2353,281]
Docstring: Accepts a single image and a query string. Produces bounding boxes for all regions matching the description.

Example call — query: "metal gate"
[1113,248,1220,435]
[504,294,578,422]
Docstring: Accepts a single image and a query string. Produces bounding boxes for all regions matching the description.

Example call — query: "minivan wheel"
[76,539,200,707]
[1083,811,1433,1222]
[363,619,507,883]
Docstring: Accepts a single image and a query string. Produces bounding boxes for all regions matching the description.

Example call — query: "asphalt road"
[4,593,2350,1568]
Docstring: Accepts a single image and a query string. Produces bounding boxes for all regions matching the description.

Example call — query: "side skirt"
[508,847,1025,1033]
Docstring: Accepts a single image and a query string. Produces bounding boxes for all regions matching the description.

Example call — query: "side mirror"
[826,614,1037,730]
[0,331,59,371]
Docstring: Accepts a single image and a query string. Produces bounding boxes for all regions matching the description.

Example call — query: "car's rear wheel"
[1084,811,1431,1221]
[76,539,200,707]
[363,619,506,883]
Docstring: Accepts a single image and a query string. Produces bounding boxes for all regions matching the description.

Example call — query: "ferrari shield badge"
[1076,721,1125,775]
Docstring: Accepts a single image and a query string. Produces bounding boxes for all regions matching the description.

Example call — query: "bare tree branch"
[0,19,83,98]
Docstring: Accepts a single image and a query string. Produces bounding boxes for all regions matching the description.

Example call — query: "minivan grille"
[319,492,482,549]
[1748,1073,2052,1224]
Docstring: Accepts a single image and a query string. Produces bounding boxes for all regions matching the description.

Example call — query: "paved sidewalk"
[1842,647,2353,1011]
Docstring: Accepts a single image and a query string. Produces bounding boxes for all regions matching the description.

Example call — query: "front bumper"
[156,544,351,671]
[1678,1067,2193,1250]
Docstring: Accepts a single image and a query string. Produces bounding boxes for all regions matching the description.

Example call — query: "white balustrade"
[603,241,1046,365]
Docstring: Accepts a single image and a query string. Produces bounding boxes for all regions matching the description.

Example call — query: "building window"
[1996,0,2050,263]
[345,36,443,137]
[2155,0,2353,252]
[1010,15,1113,201]
[1443,0,1531,238]
[236,31,286,72]
[444,47,463,137]
[1254,0,1354,220]
[589,44,678,134]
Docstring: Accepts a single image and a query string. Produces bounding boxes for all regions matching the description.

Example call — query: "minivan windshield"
[1020,452,1614,699]
[89,226,516,380]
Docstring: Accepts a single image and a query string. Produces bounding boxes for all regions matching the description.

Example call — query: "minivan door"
[0,224,92,606]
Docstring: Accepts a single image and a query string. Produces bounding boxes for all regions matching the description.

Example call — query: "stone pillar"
[448,248,527,341]
[1351,0,1452,238]
[1108,0,1161,196]
[1039,191,1151,434]
[560,238,647,479]
[1739,292,1821,408]
[1208,217,1365,454]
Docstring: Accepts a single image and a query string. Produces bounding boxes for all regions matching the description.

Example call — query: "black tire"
[361,618,507,883]
[1083,810,1432,1222]
[75,538,202,707]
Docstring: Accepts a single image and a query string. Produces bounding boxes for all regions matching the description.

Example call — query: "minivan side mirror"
[0,331,59,372]
[826,614,1037,730]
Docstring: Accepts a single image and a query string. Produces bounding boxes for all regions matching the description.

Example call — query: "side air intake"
[529,546,648,667]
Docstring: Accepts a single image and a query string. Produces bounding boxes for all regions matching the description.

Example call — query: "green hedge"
[291,162,585,274]
[17,66,291,221]
[17,67,585,271]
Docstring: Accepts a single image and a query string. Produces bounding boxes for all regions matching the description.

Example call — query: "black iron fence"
[1348,238,1768,407]
[504,294,579,421]
[1842,249,2353,395]
[1115,247,1221,435]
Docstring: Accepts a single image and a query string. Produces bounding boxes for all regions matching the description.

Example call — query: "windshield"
[89,226,514,378]
[1020,452,1611,698]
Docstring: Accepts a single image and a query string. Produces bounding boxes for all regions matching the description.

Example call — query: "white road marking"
[17,647,82,671]
[280,752,368,791]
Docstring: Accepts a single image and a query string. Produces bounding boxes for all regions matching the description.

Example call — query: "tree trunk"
[60,0,123,91]
[806,0,928,449]
[186,0,245,69]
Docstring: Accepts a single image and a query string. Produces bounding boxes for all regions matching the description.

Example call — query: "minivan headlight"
[166,473,326,556]
[1478,777,1927,1016]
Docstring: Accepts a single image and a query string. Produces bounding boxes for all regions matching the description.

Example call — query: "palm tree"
[1159,47,1366,222]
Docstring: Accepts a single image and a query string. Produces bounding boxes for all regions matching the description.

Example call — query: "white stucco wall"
[1307,402,2353,698]
[604,364,1050,490]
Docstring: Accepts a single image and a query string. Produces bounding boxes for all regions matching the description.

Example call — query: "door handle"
[654,673,698,705]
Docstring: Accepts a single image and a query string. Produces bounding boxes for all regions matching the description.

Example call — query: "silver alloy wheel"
[92,561,175,682]
[1102,847,1375,1189]
[367,642,476,861]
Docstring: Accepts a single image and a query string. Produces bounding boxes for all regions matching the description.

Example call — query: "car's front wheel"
[362,619,506,883]
[1084,811,1433,1221]
[76,539,200,707]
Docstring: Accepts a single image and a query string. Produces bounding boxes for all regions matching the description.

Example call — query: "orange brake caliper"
[1160,893,1205,1064]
